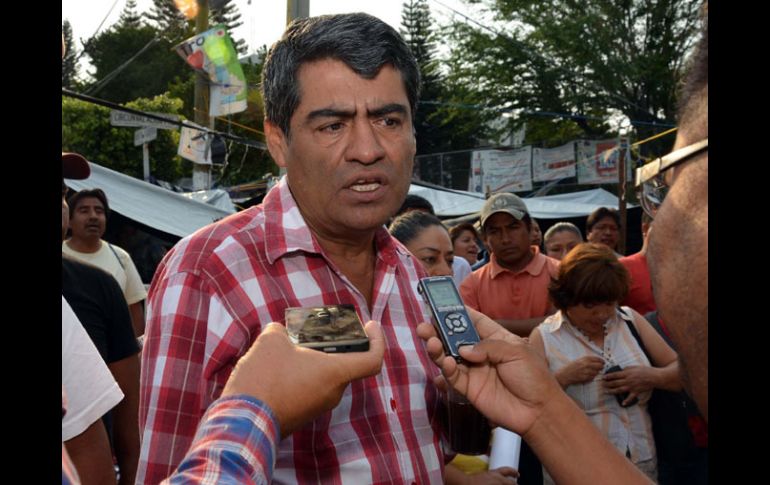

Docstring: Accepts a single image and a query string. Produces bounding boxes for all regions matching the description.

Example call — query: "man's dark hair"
[396,194,435,216]
[388,210,446,246]
[586,207,620,233]
[548,243,630,311]
[68,188,109,218]
[261,13,421,136]
[677,3,708,143]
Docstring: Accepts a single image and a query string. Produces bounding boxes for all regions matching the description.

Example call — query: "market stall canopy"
[408,181,636,219]
[65,162,234,238]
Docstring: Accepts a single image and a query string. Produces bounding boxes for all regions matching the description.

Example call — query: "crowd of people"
[62,5,708,485]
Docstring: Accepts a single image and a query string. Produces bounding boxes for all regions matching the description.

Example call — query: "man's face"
[647,144,708,420]
[265,59,416,240]
[483,212,532,269]
[587,216,620,250]
[69,196,106,241]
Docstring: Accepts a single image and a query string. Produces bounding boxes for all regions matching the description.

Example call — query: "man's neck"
[494,247,535,273]
[65,237,102,254]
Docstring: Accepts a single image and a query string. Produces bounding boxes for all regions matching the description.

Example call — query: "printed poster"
[175,25,247,116]
[532,142,576,182]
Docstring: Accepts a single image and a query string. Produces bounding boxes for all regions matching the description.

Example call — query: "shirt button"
[390,398,397,412]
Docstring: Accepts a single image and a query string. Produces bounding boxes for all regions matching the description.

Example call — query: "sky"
[62,0,476,77]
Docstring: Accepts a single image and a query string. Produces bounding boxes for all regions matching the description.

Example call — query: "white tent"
[65,163,633,238]
[408,182,635,219]
[66,162,235,238]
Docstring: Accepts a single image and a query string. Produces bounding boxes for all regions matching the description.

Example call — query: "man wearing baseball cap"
[458,192,560,485]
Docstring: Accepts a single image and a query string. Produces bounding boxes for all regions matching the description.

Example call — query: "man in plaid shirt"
[138,13,448,484]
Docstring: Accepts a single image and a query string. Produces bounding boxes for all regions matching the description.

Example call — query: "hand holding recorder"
[223,321,385,438]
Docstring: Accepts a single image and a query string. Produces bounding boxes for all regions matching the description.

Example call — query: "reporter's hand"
[555,356,605,387]
[602,365,655,406]
[416,307,518,367]
[468,467,519,484]
[222,321,385,437]
[417,308,561,436]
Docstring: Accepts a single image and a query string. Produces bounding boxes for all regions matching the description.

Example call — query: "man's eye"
[380,117,401,127]
[421,257,436,265]
[321,123,344,132]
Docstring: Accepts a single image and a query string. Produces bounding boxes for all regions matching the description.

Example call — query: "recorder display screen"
[426,280,460,308]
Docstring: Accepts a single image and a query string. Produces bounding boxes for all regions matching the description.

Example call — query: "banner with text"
[532,142,576,182]
[468,146,533,194]
[576,138,631,185]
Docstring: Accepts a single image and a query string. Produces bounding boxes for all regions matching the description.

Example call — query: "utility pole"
[617,137,627,255]
[193,0,212,190]
[286,0,310,25]
[278,0,309,177]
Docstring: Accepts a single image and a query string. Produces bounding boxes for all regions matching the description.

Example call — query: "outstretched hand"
[417,307,562,436]
[223,321,385,437]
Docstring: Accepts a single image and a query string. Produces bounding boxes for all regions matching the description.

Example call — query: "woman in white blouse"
[529,243,681,483]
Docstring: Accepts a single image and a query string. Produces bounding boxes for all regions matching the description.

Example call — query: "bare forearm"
[652,362,682,392]
[495,317,547,337]
[65,420,117,485]
[113,400,140,485]
[525,393,652,485]
[109,356,141,485]
[129,302,145,337]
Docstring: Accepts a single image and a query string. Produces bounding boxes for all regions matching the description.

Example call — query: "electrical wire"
[62,88,267,150]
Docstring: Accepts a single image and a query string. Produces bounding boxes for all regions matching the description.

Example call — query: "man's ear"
[264,120,289,168]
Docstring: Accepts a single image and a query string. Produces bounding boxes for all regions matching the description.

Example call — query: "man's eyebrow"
[368,103,407,118]
[306,108,356,122]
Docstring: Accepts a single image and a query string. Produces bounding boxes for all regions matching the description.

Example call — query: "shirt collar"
[263,176,405,267]
[490,246,546,279]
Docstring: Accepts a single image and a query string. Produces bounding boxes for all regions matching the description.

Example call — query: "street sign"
[134,127,158,146]
[110,110,180,130]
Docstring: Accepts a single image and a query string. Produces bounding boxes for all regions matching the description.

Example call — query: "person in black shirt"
[63,181,141,485]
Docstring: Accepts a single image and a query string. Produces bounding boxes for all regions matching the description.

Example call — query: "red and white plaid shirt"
[138,178,445,484]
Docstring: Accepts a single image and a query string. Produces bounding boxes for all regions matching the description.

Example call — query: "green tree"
[62,20,80,89]
[118,0,143,29]
[62,93,190,183]
[400,0,489,156]
[144,0,195,42]
[443,0,701,154]
[83,21,191,103]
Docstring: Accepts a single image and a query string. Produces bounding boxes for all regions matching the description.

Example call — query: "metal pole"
[193,0,211,190]
[277,0,310,178]
[143,143,150,181]
[618,137,627,255]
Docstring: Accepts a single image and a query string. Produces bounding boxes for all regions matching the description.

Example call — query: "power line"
[71,0,123,66]
[87,35,160,95]
[62,88,267,151]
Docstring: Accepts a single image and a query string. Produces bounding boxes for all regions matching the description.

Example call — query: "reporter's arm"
[525,390,652,485]
[495,317,548,338]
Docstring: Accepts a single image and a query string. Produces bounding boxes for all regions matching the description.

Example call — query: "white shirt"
[62,296,124,441]
[452,256,473,285]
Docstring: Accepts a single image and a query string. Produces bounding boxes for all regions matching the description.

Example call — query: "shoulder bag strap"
[107,243,126,270]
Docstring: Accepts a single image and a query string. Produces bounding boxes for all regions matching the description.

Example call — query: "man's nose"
[345,121,386,165]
